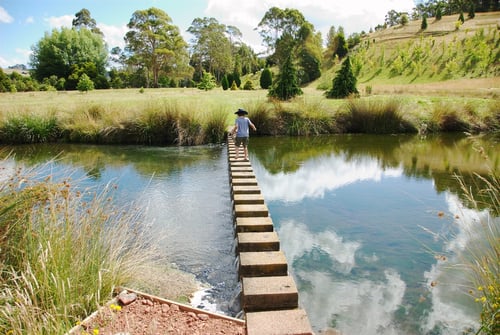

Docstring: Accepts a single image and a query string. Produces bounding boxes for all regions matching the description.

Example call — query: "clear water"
[2,133,498,334]
[248,134,499,334]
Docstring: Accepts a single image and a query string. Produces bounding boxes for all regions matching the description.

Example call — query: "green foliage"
[125,7,189,88]
[230,80,238,90]
[76,73,94,92]
[197,71,217,91]
[0,114,60,143]
[243,80,254,90]
[260,67,273,89]
[30,27,108,88]
[421,15,428,30]
[325,56,358,99]
[221,75,229,90]
[268,55,303,101]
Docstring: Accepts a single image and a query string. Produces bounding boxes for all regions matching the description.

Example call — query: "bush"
[243,80,254,90]
[259,67,272,89]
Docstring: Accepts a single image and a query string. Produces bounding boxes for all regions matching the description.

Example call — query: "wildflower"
[478,286,483,291]
[93,329,99,335]
[110,303,122,312]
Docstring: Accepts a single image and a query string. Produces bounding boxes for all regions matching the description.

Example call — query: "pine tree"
[259,67,273,89]
[221,75,229,90]
[325,56,358,99]
[268,54,302,101]
[421,15,428,30]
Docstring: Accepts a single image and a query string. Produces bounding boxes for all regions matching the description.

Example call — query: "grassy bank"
[0,161,199,334]
[0,86,498,144]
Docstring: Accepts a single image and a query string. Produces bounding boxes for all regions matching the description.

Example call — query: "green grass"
[0,87,498,144]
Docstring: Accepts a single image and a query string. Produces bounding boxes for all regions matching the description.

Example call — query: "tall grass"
[0,113,60,143]
[344,98,416,133]
[0,160,177,334]
[456,167,500,335]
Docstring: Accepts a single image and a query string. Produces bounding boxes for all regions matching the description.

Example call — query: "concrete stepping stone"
[237,232,280,252]
[235,217,274,233]
[239,251,288,277]
[242,276,298,311]
[245,309,313,335]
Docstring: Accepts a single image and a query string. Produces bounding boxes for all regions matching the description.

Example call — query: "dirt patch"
[69,289,246,335]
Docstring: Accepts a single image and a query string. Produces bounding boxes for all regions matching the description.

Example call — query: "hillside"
[311,12,500,97]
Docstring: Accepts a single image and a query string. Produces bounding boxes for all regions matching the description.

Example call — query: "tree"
[268,54,302,101]
[421,15,428,30]
[188,17,234,83]
[76,73,94,92]
[256,7,307,64]
[221,75,229,90]
[260,67,272,89]
[325,56,358,99]
[400,13,409,26]
[72,8,103,35]
[125,7,189,88]
[30,27,108,89]
[197,71,216,90]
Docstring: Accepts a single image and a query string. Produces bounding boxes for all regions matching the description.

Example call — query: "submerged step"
[234,204,269,217]
[235,217,274,233]
[237,232,280,252]
[239,251,288,277]
[246,309,313,335]
[242,276,299,312]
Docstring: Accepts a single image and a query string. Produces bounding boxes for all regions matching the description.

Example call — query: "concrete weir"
[228,134,313,335]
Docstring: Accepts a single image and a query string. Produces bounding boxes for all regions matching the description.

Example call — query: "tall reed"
[0,161,169,334]
[345,98,416,133]
[454,145,499,335]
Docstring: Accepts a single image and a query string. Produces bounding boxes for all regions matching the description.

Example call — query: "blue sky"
[0,0,416,68]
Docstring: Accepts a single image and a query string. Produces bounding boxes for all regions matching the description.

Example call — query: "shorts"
[235,136,249,147]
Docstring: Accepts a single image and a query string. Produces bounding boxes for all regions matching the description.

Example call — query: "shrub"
[259,67,272,89]
[243,80,254,90]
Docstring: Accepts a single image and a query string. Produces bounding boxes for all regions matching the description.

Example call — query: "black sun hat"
[235,108,248,115]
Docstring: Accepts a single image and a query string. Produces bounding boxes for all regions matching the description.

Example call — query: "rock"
[117,292,137,306]
[197,313,209,321]
[161,304,170,313]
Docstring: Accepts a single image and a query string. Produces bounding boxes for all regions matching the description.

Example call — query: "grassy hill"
[311,12,499,97]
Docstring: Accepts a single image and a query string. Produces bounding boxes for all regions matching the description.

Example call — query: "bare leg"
[244,146,248,160]
[235,145,239,159]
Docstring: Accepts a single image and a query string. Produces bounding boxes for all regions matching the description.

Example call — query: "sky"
[0,0,416,68]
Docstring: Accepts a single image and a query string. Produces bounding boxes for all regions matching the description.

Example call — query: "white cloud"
[25,16,34,24]
[44,15,73,29]
[0,6,14,23]
[253,154,402,202]
[205,0,415,52]
[98,23,128,49]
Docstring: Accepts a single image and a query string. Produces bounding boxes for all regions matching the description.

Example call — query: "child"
[231,108,256,161]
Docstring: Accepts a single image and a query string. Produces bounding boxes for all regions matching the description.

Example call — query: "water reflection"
[249,134,498,334]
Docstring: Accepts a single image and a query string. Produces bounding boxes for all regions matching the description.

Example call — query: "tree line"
[0,1,497,96]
